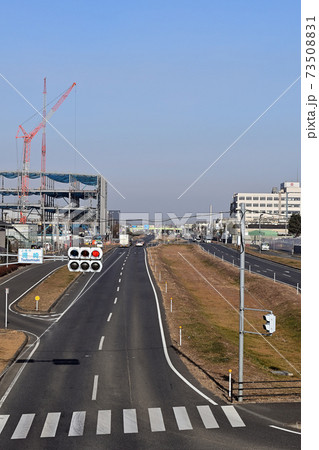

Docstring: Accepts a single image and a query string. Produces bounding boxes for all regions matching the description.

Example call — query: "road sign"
[18,248,43,264]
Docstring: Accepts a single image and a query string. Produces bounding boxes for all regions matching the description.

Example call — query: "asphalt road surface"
[0,245,301,449]
[199,242,301,289]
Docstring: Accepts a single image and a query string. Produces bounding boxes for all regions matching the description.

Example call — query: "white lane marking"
[0,264,35,286]
[0,252,125,409]
[11,413,35,439]
[40,412,61,438]
[143,249,218,406]
[68,411,86,436]
[120,272,123,276]
[114,297,118,304]
[173,406,193,430]
[0,339,40,409]
[197,405,219,429]
[92,375,99,400]
[119,278,121,283]
[221,406,246,427]
[269,425,301,435]
[97,410,111,435]
[117,286,120,292]
[107,313,112,322]
[98,336,105,350]
[123,409,138,433]
[148,408,166,432]
[0,415,9,434]
[282,273,291,277]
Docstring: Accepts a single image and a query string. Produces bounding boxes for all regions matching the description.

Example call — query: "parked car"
[260,242,270,251]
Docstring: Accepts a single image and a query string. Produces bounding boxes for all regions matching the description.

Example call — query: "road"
[0,245,301,449]
[199,242,301,289]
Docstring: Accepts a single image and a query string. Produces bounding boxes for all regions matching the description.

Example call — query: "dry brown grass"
[0,329,26,374]
[147,243,301,402]
[17,266,80,312]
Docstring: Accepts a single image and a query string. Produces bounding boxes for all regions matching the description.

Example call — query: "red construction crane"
[16,81,76,223]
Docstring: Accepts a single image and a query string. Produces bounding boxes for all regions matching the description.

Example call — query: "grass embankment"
[17,266,80,312]
[0,330,27,375]
[147,243,301,401]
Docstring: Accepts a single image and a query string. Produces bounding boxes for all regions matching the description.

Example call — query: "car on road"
[260,242,270,251]
[135,240,144,247]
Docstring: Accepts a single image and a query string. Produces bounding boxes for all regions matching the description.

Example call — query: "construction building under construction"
[0,171,107,248]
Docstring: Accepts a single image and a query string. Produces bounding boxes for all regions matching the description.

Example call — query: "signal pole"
[238,204,245,402]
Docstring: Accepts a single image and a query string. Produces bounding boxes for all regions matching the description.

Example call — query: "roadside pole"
[238,204,245,402]
[5,288,9,328]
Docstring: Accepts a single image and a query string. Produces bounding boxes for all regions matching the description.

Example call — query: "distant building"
[230,181,301,223]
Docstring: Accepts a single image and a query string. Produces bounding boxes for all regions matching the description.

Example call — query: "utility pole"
[238,204,245,402]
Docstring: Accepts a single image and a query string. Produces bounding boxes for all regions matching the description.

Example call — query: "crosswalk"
[0,405,245,440]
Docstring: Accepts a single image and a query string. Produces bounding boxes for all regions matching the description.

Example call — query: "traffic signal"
[68,247,103,272]
[263,313,276,334]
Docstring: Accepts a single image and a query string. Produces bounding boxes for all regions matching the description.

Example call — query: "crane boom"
[16,81,76,223]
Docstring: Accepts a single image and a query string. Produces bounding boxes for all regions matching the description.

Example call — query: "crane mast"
[41,77,47,190]
[16,81,76,223]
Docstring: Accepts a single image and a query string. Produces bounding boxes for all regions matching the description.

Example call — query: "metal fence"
[228,376,301,402]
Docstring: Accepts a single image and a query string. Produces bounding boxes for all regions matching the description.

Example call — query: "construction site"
[0,79,107,251]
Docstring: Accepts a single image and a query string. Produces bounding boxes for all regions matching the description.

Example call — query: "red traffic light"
[92,249,101,258]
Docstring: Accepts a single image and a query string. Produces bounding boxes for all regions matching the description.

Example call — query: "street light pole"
[238,204,245,402]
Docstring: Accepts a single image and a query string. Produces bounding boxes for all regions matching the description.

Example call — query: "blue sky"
[1,0,300,215]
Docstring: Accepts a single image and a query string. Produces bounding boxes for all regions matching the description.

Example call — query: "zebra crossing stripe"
[40,412,61,438]
[96,410,111,435]
[197,405,219,429]
[11,413,35,439]
[173,406,193,430]
[0,405,246,439]
[148,408,165,432]
[0,415,9,434]
[123,409,138,433]
[68,411,86,436]
[221,406,246,427]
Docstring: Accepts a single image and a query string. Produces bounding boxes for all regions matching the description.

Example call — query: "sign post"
[5,288,9,328]
[35,295,40,311]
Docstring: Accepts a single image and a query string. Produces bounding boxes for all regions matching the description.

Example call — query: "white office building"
[230,182,301,223]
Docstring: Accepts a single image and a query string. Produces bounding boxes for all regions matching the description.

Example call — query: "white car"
[135,240,144,247]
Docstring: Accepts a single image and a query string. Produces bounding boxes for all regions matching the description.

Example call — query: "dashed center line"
[119,278,121,283]
[117,286,120,292]
[107,313,112,322]
[98,336,105,350]
[92,376,99,401]
[114,297,118,304]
